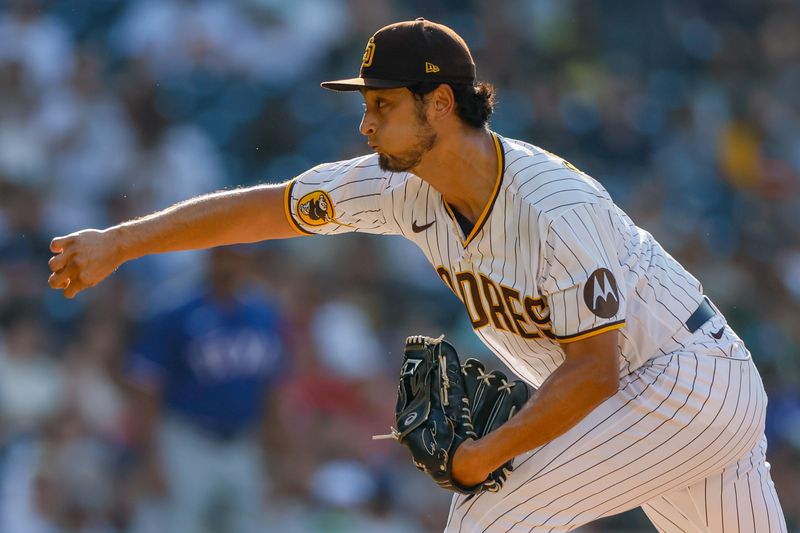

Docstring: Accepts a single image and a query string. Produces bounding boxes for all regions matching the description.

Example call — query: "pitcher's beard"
[377,126,437,172]
[379,153,419,172]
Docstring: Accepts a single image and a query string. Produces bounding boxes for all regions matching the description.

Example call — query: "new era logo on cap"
[321,18,476,92]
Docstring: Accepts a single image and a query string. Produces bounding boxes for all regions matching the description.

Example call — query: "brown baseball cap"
[321,18,476,92]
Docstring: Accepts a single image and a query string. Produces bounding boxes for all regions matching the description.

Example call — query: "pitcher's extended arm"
[48,183,298,298]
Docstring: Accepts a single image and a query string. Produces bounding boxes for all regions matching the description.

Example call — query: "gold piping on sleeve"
[555,321,626,344]
[283,180,313,236]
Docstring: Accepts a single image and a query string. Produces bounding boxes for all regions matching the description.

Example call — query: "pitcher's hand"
[450,438,492,488]
[48,228,125,298]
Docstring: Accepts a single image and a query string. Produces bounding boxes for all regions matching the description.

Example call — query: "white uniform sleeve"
[538,203,627,343]
[283,154,401,236]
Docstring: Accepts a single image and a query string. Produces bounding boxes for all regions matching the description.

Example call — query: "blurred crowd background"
[0,0,798,531]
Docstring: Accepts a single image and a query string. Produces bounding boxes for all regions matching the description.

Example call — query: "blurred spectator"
[0,307,63,440]
[0,0,74,91]
[111,0,350,83]
[39,47,135,234]
[125,247,289,533]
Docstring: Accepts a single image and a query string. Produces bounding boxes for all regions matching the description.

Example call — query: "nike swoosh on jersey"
[412,220,436,233]
[711,327,725,340]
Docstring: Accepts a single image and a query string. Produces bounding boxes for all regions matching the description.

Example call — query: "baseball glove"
[379,335,529,495]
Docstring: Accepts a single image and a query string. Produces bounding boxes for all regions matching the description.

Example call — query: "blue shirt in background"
[127,289,288,437]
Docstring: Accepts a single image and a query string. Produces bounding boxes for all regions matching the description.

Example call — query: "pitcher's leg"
[697,435,786,533]
[641,489,707,532]
[641,435,786,533]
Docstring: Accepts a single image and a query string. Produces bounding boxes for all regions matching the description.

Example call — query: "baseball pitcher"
[48,19,786,532]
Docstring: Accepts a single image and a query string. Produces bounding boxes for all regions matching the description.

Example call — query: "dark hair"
[409,81,496,129]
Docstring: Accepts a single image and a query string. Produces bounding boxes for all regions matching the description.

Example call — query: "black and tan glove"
[379,335,529,495]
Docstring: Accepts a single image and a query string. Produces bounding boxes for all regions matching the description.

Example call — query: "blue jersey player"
[126,247,287,533]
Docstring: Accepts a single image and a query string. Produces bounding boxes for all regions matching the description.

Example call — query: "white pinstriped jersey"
[284,133,707,387]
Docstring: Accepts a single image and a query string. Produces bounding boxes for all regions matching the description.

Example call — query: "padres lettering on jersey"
[434,266,552,340]
[284,133,705,387]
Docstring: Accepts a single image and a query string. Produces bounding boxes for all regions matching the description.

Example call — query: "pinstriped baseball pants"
[445,328,787,532]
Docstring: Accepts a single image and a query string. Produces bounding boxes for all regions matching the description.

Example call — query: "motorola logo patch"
[583,268,620,318]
